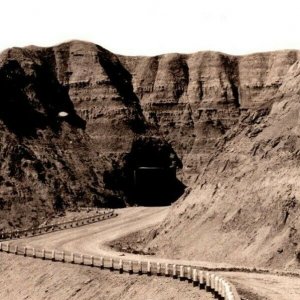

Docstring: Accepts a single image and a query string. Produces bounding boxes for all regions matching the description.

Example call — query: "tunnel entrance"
[126,137,185,206]
[133,167,180,206]
[103,137,186,207]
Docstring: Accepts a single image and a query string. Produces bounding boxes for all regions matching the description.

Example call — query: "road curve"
[9,206,300,300]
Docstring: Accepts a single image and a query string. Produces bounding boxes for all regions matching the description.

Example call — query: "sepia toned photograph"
[0,1,299,299]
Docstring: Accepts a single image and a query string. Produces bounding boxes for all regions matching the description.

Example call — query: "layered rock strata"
[0,41,299,239]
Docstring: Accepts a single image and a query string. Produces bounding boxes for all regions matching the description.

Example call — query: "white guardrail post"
[172,264,177,279]
[70,252,74,263]
[109,258,114,271]
[100,257,104,269]
[179,265,184,281]
[199,270,205,289]
[157,262,161,276]
[119,259,123,274]
[128,260,133,274]
[187,266,192,282]
[165,263,169,277]
[91,255,94,267]
[147,261,151,276]
[192,268,198,287]
[205,272,211,292]
[138,261,142,275]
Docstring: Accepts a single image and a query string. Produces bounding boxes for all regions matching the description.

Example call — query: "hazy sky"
[1,0,300,55]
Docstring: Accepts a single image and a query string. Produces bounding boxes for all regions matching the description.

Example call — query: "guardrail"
[0,209,117,241]
[0,241,240,300]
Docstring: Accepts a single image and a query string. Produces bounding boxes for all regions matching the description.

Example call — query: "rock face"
[1,40,300,269]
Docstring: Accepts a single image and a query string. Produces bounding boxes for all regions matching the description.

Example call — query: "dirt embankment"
[140,95,300,270]
[0,252,212,300]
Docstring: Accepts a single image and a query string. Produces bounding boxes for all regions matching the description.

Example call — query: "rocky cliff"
[1,40,300,270]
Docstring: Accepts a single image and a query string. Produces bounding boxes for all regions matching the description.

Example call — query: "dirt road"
[9,206,300,300]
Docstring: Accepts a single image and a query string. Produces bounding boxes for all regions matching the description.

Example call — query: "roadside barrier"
[0,209,117,241]
[0,241,240,300]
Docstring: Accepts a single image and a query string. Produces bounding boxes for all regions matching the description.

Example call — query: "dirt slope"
[0,252,212,300]
[144,88,300,270]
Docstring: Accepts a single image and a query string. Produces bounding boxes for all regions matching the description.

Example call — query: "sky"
[1,0,300,56]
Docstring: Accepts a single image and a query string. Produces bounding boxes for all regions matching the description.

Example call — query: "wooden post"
[192,269,198,287]
[156,262,161,276]
[172,264,177,279]
[91,256,94,267]
[14,245,18,255]
[100,257,104,269]
[110,258,114,271]
[32,248,36,258]
[165,263,169,277]
[179,265,185,281]
[119,259,123,274]
[215,275,220,297]
[51,250,55,261]
[138,261,142,275]
[227,283,235,300]
[128,260,133,274]
[24,246,27,257]
[187,266,192,282]
[42,249,45,260]
[218,276,223,298]
[199,270,205,289]
[62,251,65,263]
[147,261,151,276]
[224,281,229,299]
[70,252,74,263]
[80,254,84,265]
[0,242,2,251]
[205,272,211,292]
[210,274,215,293]
[219,278,225,298]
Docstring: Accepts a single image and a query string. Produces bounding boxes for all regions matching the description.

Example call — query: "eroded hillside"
[0,41,300,270]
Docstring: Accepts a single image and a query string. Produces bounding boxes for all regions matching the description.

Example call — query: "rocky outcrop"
[0,41,300,242]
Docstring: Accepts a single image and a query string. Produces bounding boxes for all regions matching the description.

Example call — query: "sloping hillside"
[1,41,300,271]
[144,90,300,269]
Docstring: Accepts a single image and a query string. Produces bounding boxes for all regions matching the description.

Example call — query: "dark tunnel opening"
[132,166,184,206]
[125,137,185,206]
[103,137,186,207]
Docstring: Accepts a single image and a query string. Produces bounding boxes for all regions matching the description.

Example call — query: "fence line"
[0,241,240,300]
[0,209,117,241]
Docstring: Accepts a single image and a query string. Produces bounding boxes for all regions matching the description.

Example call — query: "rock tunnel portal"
[133,166,181,206]
[127,137,185,206]
[103,137,186,207]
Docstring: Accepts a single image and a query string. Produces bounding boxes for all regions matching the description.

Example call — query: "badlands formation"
[0,40,299,272]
